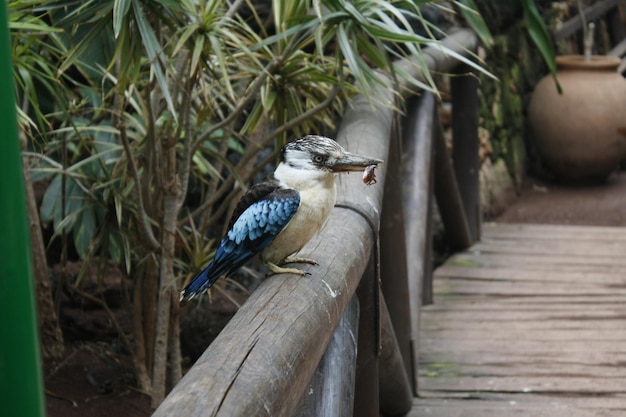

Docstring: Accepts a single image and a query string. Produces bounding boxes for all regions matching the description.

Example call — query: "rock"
[481,158,517,219]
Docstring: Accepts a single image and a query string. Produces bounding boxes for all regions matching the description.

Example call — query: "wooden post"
[433,110,473,251]
[607,4,626,44]
[451,64,481,243]
[353,255,380,417]
[401,92,436,391]
[378,294,413,416]
[379,121,414,391]
[402,93,435,306]
[294,296,359,417]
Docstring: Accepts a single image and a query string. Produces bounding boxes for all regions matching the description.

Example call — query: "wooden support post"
[378,293,413,416]
[607,4,626,46]
[433,110,473,251]
[402,93,435,307]
[353,255,380,417]
[401,92,436,391]
[294,296,359,417]
[451,64,481,243]
[380,122,414,392]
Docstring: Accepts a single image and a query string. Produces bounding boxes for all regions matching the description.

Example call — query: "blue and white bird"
[180,135,382,300]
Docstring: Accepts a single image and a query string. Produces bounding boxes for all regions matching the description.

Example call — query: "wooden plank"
[409,396,626,417]
[419,362,626,378]
[436,265,626,284]
[421,304,626,320]
[420,317,626,332]
[473,239,626,257]
[424,293,626,303]
[483,222,626,240]
[446,252,626,269]
[423,303,626,314]
[419,375,626,394]
[414,222,626,416]
[433,279,626,297]
[414,393,626,404]
[420,338,626,354]
[419,350,626,367]
[421,296,626,307]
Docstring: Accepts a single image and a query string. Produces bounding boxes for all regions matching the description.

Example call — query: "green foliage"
[520,0,561,93]
[456,0,493,47]
[31,115,130,272]
[8,1,72,134]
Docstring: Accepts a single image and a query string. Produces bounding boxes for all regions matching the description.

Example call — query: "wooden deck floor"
[409,223,626,416]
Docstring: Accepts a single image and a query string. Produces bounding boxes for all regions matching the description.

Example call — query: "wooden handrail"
[553,0,623,42]
[293,296,359,417]
[153,28,480,417]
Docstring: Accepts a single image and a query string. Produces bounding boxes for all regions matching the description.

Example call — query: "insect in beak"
[362,165,378,185]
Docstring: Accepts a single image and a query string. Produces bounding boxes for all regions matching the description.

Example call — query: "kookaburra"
[180,135,382,300]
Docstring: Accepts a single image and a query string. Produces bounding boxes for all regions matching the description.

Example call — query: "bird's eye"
[312,155,325,164]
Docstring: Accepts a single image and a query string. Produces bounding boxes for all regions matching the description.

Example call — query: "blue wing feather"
[181,187,300,299]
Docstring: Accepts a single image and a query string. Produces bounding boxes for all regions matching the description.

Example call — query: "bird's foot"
[279,256,318,266]
[265,261,311,277]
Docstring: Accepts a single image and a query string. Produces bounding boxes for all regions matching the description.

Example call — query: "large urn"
[528,55,626,182]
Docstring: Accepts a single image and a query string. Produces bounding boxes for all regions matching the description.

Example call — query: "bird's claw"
[281,256,318,266]
[265,261,312,277]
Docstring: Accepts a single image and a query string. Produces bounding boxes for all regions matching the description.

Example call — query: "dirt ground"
[45,345,151,417]
[43,171,626,417]
[495,171,626,226]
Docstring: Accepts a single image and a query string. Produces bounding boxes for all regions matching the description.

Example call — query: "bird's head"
[278,135,383,176]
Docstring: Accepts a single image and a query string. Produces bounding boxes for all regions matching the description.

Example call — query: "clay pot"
[528,55,626,182]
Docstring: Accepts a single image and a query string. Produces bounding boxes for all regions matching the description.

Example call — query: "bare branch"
[225,0,246,19]
[119,118,160,250]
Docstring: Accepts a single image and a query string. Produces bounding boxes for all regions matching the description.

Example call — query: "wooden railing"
[153,28,480,417]
[554,0,626,73]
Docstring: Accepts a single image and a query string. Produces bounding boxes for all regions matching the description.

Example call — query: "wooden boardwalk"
[409,223,626,416]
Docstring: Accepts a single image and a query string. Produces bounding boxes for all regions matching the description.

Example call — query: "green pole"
[0,4,46,417]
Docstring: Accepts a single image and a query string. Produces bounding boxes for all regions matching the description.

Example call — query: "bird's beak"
[328,151,383,173]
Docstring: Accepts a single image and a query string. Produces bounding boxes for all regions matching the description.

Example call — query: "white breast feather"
[260,164,336,263]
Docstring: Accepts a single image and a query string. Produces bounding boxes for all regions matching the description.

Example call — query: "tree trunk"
[21,139,64,360]
[132,259,154,393]
[151,155,182,407]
